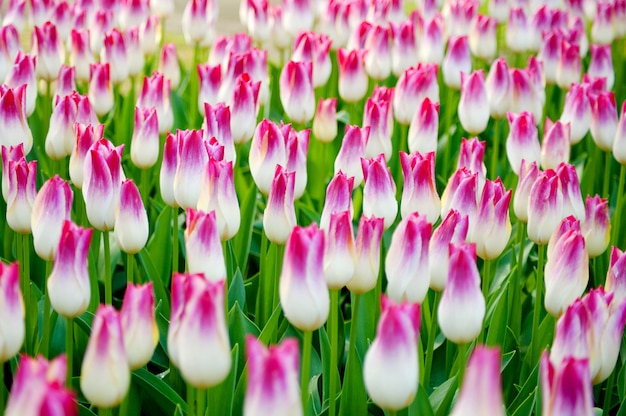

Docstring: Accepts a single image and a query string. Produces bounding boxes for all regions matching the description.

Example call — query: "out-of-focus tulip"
[458,70,489,135]
[400,151,440,223]
[88,63,114,117]
[69,123,104,190]
[541,118,571,170]
[81,305,130,408]
[82,140,124,231]
[527,169,563,244]
[362,154,397,229]
[581,195,610,258]
[385,212,431,303]
[606,247,626,305]
[438,242,485,343]
[114,179,149,254]
[347,215,384,293]
[282,0,313,38]
[591,2,615,45]
[363,25,391,81]
[556,40,581,90]
[408,97,439,155]
[6,158,36,234]
[69,29,94,82]
[506,111,540,175]
[363,295,420,411]
[45,96,77,160]
[280,224,329,331]
[549,299,593,376]
[394,64,439,125]
[456,137,486,191]
[556,162,585,221]
[47,220,92,318]
[390,20,417,77]
[31,176,73,261]
[292,31,332,88]
[31,22,64,82]
[506,8,530,52]
[561,83,591,145]
[54,64,76,103]
[182,0,216,47]
[443,36,471,89]
[320,171,354,232]
[121,282,158,370]
[197,158,240,241]
[130,107,159,169]
[590,90,618,152]
[324,210,356,290]
[185,209,226,282]
[544,220,588,316]
[263,166,297,244]
[2,2,26,35]
[4,52,36,117]
[198,63,221,111]
[429,210,469,291]
[471,179,512,260]
[158,43,180,90]
[513,159,539,222]
[5,355,75,416]
[282,124,309,199]
[172,129,207,209]
[614,102,626,164]
[337,48,368,104]
[0,85,33,155]
[101,29,128,84]
[588,44,614,90]
[538,31,561,84]
[313,98,337,143]
[540,353,594,416]
[279,60,315,124]
[159,132,178,207]
[137,72,173,134]
[119,0,150,30]
[334,125,369,185]
[419,16,445,64]
[509,68,542,123]
[0,261,24,362]
[229,74,260,145]
[469,15,497,61]
[450,346,505,416]
[139,15,162,56]
[440,167,478,225]
[249,119,286,195]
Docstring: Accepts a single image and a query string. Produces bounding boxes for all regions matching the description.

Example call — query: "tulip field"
[3,0,626,414]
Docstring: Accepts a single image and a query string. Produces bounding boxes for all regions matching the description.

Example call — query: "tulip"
[394,64,439,125]
[4,52,37,117]
[471,179,512,260]
[139,15,162,56]
[229,74,260,144]
[606,247,626,305]
[263,166,297,244]
[203,102,235,163]
[334,125,369,185]
[197,63,221,111]
[561,83,591,145]
[31,176,73,261]
[556,40,581,90]
[243,0,269,43]
[429,210,469,291]
[590,90,618,152]
[282,124,309,199]
[509,68,542,122]
[185,209,226,282]
[0,261,24,362]
[1,3,26,35]
[408,97,439,155]
[588,44,614,90]
[244,335,301,416]
[469,15,497,61]
[540,353,594,416]
[69,29,94,82]
[0,85,33,155]
[337,48,368,104]
[69,123,104,190]
[323,210,356,290]
[182,0,216,47]
[31,22,64,82]
[506,111,540,175]
[1,143,24,203]
[527,169,563,244]
[614,102,626,164]
[363,98,392,160]
[362,154,397,229]
[5,355,75,416]
[101,29,128,84]
[151,0,174,17]
[319,171,354,232]
[549,299,593,374]
[389,20,418,77]
[456,137,487,190]
[419,16,445,64]
[363,25,391,81]
[120,282,159,370]
[363,296,420,411]
[556,162,585,221]
[440,167,478,226]
[538,31,561,85]
[385,212,431,304]
[159,133,178,207]
[443,36,471,89]
[88,63,114,117]
[591,2,615,45]
[197,158,240,241]
[449,346,505,416]
[119,0,150,30]
[541,118,571,170]
[279,60,315,125]
[173,129,208,209]
[446,0,477,37]
[313,98,337,143]
[506,8,530,53]
[54,64,76,103]
[291,31,332,88]
[156,43,180,90]
[130,107,159,169]
[249,119,287,195]
[6,158,37,234]
[81,305,130,408]
[45,96,77,160]
[582,195,610,258]
[82,139,124,231]
[513,159,539,222]
[280,224,329,331]
[458,70,489,135]
[282,0,313,38]
[400,151,440,223]
[114,179,149,254]
[346,216,384,294]
[544,221,588,316]
[47,220,92,318]
[137,72,173,134]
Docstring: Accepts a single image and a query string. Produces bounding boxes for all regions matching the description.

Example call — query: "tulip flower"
[54,63,75,102]
[363,98,392,160]
[588,44,614,90]
[429,210,469,291]
[0,261,24,362]
[407,97,439,155]
[5,158,37,234]
[114,179,149,254]
[130,107,159,169]
[158,43,180,90]
[457,137,487,190]
[538,31,561,84]
[1,4,25,36]
[469,15,497,61]
[47,220,92,318]
[313,98,337,143]
[449,346,505,416]
[471,179,512,260]
[249,119,287,195]
[506,111,540,175]
[279,60,315,125]
[69,29,94,82]
[385,212,431,304]
[119,0,150,30]
[1,143,24,203]
[31,22,64,82]
[81,305,130,408]
[419,16,445,64]
[319,171,354,232]
[362,154,397,229]
[69,123,105,190]
[549,298,593,376]
[363,25,391,81]
[513,159,539,222]
[540,353,594,416]
[82,139,124,231]
[121,282,159,370]
[458,70,489,135]
[337,48,368,104]
[243,0,269,43]
[282,0,313,38]
[541,118,571,170]
[182,0,216,47]
[363,296,420,411]
[323,210,356,290]
[280,224,329,331]
[400,151,440,223]
[561,83,591,144]
[73,93,99,127]
[556,40,581,90]
[389,20,418,77]
[509,68,542,122]
[229,74,261,144]
[159,132,179,207]
[31,176,73,261]
[5,355,75,416]
[440,167,478,226]
[556,162,585,221]
[581,195,610,258]
[506,8,530,53]
[0,85,33,155]
[172,129,208,209]
[443,36,471,89]
[139,15,162,56]
[346,216,384,294]
[334,125,369,185]
[394,63,439,125]
[613,102,626,164]
[590,90,618,152]
[4,52,36,117]
[282,124,309,199]
[606,247,626,305]
[527,169,563,245]
[88,63,114,116]
[198,63,221,111]
[591,2,615,45]
[438,242,485,343]
[137,72,173,134]
[45,96,77,160]
[291,31,332,88]
[101,29,128,84]
[185,209,226,282]
[263,166,297,244]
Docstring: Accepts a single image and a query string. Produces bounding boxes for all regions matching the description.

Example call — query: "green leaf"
[339,347,368,416]
[146,207,174,286]
[508,360,540,414]
[430,376,458,416]
[136,248,171,317]
[485,279,510,347]
[232,171,257,274]
[408,384,435,416]
[228,268,246,311]
[78,403,98,416]
[258,303,283,345]
[510,390,535,416]
[132,367,185,414]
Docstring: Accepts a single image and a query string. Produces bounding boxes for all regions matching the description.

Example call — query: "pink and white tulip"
[31,176,73,261]
[185,209,226,282]
[121,282,159,370]
[0,261,24,362]
[429,210,469,291]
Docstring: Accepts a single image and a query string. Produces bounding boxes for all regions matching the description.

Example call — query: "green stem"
[301,330,313,410]
[66,317,73,388]
[140,168,150,207]
[0,361,4,416]
[512,222,526,343]
[119,388,130,416]
[612,164,626,247]
[603,150,612,199]
[127,253,134,284]
[190,44,200,128]
[99,408,113,416]
[456,343,468,386]
[20,234,32,354]
[172,206,179,274]
[423,292,441,389]
[602,369,617,416]
[442,86,456,181]
[196,388,205,416]
[490,119,501,179]
[273,244,284,319]
[41,261,53,358]
[531,244,546,362]
[103,230,112,304]
[187,385,196,416]
[482,259,492,301]
[329,290,339,416]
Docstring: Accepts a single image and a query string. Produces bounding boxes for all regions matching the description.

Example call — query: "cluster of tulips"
[1,0,626,414]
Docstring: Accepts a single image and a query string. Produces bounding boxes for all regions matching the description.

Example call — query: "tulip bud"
[458,70,489,135]
[263,166,297,244]
[280,224,329,331]
[173,129,208,209]
[323,210,356,290]
[334,125,369,185]
[443,36,471,90]
[6,158,37,234]
[250,119,287,195]
[591,2,615,45]
[429,210,469,291]
[229,74,261,145]
[541,118,571,170]
[390,20,418,77]
[282,124,309,200]
[197,63,221,110]
[45,96,77,160]
[185,209,226,282]
[506,111,540,175]
[469,15,497,61]
[31,22,64,82]
[337,48,368,104]
[419,16,445,65]
[394,63,439,125]
[114,179,149,254]
[457,137,487,189]
[363,98,392,161]
[137,73,173,134]
[158,43,180,90]
[513,159,539,222]
[362,154,397,229]
[320,171,354,232]
[313,98,338,143]
[81,305,130,408]
[88,63,114,116]
[540,353,594,416]
[0,261,24,362]
[590,90,618,152]
[613,102,626,164]
[450,346,505,416]
[561,83,591,145]
[407,97,439,155]
[506,8,530,53]
[31,176,73,261]
[400,151,440,223]
[588,44,614,90]
[69,29,95,82]
[182,0,216,46]
[556,162,585,221]
[203,102,235,163]
[509,69,541,123]
[120,282,158,370]
[346,216,384,294]
[101,29,129,84]
[4,52,37,117]
[282,0,313,38]
[363,296,420,411]
[527,169,563,245]
[0,85,33,155]
[130,107,159,169]
[582,195,610,258]
[69,124,104,190]
[556,40,581,90]
[549,298,593,376]
[440,167,478,226]
[471,179,512,260]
